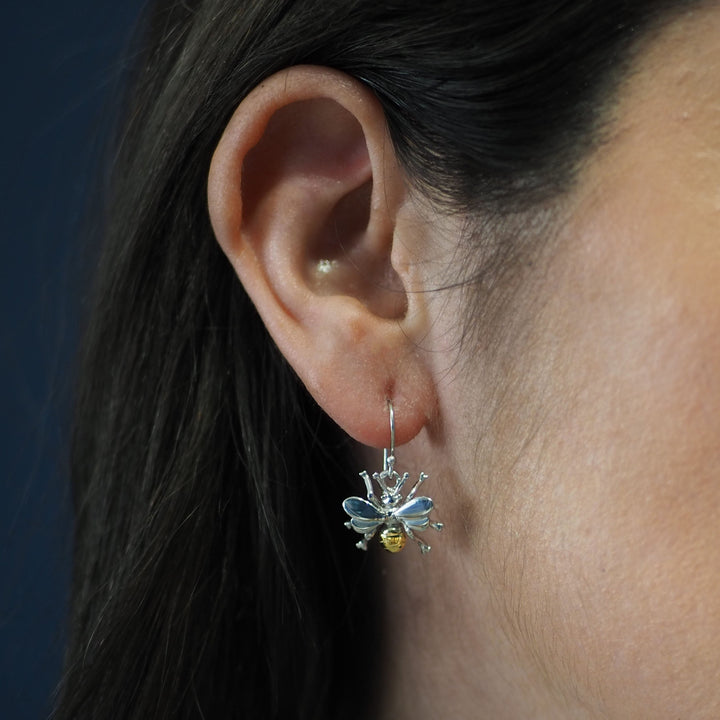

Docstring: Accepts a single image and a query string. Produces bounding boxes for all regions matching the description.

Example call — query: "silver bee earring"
[342,400,443,554]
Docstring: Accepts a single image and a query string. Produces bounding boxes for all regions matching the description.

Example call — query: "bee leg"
[403,525,431,554]
[430,521,444,532]
[356,528,378,551]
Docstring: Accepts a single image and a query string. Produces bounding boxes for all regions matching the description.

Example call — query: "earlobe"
[207,66,437,447]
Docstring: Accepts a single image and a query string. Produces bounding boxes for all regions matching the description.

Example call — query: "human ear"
[207,66,436,447]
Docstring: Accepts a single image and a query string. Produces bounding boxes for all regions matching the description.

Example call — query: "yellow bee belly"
[380,526,406,553]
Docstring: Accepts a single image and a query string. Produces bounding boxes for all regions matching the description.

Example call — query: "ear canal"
[306,179,408,321]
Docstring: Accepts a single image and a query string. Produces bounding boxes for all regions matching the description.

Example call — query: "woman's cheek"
[502,219,720,717]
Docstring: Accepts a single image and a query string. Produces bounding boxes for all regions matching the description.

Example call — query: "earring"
[342,400,444,554]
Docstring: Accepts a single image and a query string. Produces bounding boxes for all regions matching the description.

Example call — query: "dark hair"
[56,1,702,718]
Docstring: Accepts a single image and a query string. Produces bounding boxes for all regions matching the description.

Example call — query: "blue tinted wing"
[350,517,383,533]
[396,496,433,519]
[401,516,430,530]
[343,497,384,534]
[396,497,433,530]
[343,496,384,520]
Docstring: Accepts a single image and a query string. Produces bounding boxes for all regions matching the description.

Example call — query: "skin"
[208,5,720,718]
[378,8,720,718]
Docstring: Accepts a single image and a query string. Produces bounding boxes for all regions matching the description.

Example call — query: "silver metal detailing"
[342,400,443,554]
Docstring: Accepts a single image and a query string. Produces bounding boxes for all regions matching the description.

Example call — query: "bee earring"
[342,401,444,554]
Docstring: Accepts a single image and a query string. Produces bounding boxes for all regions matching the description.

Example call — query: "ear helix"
[342,400,444,554]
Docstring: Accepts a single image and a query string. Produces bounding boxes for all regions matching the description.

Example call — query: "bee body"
[380,526,407,553]
[342,456,443,554]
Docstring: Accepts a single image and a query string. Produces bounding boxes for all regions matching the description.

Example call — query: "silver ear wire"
[342,400,444,554]
[383,398,395,473]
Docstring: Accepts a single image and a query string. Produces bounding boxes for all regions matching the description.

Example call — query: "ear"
[207,66,437,447]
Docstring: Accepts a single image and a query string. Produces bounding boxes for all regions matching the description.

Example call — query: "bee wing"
[343,497,384,520]
[349,518,384,533]
[396,496,434,517]
[395,496,434,530]
[343,496,385,533]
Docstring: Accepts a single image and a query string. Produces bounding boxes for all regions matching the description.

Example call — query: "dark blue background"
[1,2,145,717]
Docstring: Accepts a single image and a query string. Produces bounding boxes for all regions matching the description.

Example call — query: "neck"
[372,544,593,720]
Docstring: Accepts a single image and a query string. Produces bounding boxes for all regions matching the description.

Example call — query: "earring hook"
[383,399,395,472]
